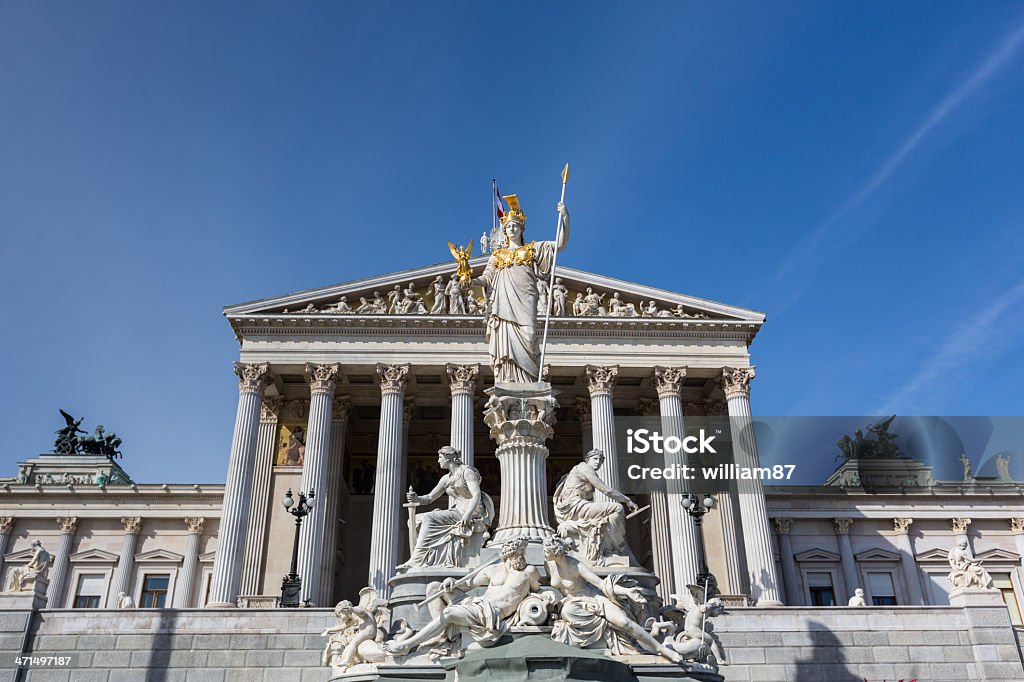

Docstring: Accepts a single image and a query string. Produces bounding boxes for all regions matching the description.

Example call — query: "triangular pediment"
[134,549,184,563]
[855,548,901,562]
[915,548,950,562]
[976,548,1021,562]
[794,548,841,562]
[70,548,119,563]
[198,550,216,563]
[3,547,51,564]
[224,258,765,324]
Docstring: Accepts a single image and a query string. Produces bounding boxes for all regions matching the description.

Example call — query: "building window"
[991,573,1022,626]
[140,574,170,608]
[867,571,898,606]
[808,572,836,606]
[73,573,105,609]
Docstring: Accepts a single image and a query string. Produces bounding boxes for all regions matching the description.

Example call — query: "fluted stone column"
[368,364,410,597]
[1011,519,1024,590]
[319,396,350,604]
[638,397,674,601]
[0,517,14,579]
[240,396,282,596]
[447,364,479,466]
[209,362,271,607]
[723,366,782,605]
[47,516,79,608]
[174,517,205,608]
[774,519,802,605]
[296,362,342,606]
[585,365,620,494]
[892,518,924,604]
[109,517,141,606]
[574,399,593,454]
[653,366,700,592]
[834,518,859,602]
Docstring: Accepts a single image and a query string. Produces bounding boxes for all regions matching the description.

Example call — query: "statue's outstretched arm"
[578,464,631,506]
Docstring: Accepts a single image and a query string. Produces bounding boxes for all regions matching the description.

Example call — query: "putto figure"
[384,538,541,655]
[471,194,569,384]
[400,446,494,569]
[553,448,638,565]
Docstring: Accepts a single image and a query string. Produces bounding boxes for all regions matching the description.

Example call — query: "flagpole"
[537,163,569,382]
[491,179,497,241]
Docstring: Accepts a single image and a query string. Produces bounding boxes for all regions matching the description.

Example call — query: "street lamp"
[280,488,315,607]
[681,492,719,598]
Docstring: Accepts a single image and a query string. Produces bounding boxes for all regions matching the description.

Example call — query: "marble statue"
[385,538,542,655]
[117,591,135,608]
[658,586,728,667]
[537,279,549,316]
[387,285,402,314]
[400,446,495,569]
[640,300,658,317]
[354,297,373,314]
[996,453,1012,481]
[543,536,681,663]
[371,291,387,314]
[331,296,352,314]
[607,292,637,317]
[551,277,568,316]
[553,449,638,565]
[480,232,489,254]
[464,288,482,316]
[572,293,585,316]
[960,453,974,481]
[6,540,50,592]
[428,276,445,315]
[470,194,569,384]
[847,588,866,607]
[400,282,428,315]
[322,599,390,674]
[948,537,993,590]
[581,287,604,316]
[445,275,466,315]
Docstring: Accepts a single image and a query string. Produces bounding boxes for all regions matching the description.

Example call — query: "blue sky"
[2,2,1023,484]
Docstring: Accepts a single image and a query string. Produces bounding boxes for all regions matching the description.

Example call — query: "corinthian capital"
[951,517,972,535]
[653,366,686,398]
[1011,518,1024,535]
[446,364,479,396]
[833,518,854,535]
[892,518,914,534]
[0,517,14,535]
[585,365,619,397]
[376,363,410,396]
[57,516,80,534]
[305,362,342,395]
[234,362,272,395]
[184,517,206,535]
[722,366,756,399]
[773,518,793,535]
[260,396,284,423]
[121,517,142,534]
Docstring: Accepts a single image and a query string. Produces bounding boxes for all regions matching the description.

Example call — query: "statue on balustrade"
[468,194,570,384]
[948,537,993,590]
[542,536,681,663]
[553,448,638,566]
[5,540,50,592]
[400,446,495,569]
[384,538,542,656]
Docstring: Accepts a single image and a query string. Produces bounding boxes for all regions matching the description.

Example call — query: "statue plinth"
[484,382,558,543]
[0,577,49,610]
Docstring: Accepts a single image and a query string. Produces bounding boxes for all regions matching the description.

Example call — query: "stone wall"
[8,601,1024,682]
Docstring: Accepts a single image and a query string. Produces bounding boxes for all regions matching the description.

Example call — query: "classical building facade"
[1,257,1022,681]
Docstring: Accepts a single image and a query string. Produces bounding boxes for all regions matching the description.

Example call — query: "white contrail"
[775,20,1024,283]
[876,279,1024,415]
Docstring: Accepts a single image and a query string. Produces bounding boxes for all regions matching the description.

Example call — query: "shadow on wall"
[794,622,860,682]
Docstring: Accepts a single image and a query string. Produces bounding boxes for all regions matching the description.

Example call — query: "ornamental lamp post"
[681,492,719,598]
[280,488,315,608]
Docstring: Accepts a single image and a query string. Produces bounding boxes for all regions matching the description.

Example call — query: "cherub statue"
[657,585,728,667]
[321,599,390,674]
[448,240,474,285]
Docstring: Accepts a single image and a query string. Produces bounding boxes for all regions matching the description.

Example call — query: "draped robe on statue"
[479,240,557,384]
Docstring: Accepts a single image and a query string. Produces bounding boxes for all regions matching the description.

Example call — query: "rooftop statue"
[52,411,123,459]
[54,409,85,454]
[469,194,569,384]
[835,415,899,461]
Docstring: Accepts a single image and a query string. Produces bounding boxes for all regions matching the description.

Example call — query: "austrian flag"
[493,183,505,221]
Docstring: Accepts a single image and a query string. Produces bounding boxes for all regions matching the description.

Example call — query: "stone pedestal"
[0,579,49,610]
[484,382,558,543]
